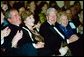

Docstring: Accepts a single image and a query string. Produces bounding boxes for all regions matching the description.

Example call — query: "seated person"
[39,8,64,56]
[57,11,83,56]
[11,9,44,56]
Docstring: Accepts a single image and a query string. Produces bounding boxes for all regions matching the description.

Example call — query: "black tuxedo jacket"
[39,21,63,55]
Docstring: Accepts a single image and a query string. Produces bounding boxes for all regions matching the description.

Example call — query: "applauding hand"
[11,30,23,48]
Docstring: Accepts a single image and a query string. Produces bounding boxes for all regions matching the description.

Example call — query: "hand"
[1,27,11,38]
[11,30,23,48]
[59,46,69,56]
[33,42,44,49]
[68,34,79,43]
[33,22,41,29]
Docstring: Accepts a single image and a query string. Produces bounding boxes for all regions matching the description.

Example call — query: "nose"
[51,16,55,18]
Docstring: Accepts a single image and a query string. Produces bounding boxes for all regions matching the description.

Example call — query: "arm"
[67,34,79,44]
[1,27,11,45]
[40,26,61,55]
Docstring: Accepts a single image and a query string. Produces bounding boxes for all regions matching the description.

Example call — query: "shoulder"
[40,21,50,30]
[39,21,52,35]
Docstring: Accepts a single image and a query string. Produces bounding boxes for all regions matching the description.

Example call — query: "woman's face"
[24,15,35,27]
[60,15,68,27]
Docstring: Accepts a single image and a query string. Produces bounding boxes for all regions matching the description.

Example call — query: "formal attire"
[39,21,63,56]
[57,21,76,39]
[2,22,37,56]
[14,25,38,56]
[2,22,22,56]
[57,21,83,56]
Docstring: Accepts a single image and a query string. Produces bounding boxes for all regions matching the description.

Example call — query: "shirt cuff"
[67,39,69,44]
[32,43,37,48]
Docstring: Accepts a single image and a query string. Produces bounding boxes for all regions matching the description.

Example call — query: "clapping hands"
[33,42,44,49]
[1,27,11,38]
[11,30,23,48]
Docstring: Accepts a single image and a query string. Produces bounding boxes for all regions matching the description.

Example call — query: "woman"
[38,2,49,24]
[11,9,44,56]
[57,11,78,43]
[57,11,82,56]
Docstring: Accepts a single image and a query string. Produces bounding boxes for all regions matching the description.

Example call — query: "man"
[3,9,44,56]
[39,8,64,56]
[1,9,24,56]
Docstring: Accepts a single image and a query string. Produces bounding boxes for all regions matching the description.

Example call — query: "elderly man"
[39,8,64,56]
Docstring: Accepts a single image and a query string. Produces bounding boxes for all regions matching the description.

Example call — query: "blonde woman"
[57,11,78,43]
[57,11,81,56]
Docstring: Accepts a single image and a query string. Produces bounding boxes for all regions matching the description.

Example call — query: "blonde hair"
[57,11,68,24]
[21,9,33,21]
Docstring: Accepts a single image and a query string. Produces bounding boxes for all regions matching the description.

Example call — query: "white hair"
[46,8,57,16]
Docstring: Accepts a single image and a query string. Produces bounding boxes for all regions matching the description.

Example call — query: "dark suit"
[2,23,22,56]
[2,23,37,56]
[39,21,63,56]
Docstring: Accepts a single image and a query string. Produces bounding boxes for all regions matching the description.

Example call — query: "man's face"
[10,10,21,26]
[47,12,57,25]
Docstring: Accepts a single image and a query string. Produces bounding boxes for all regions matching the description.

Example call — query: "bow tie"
[51,25,55,27]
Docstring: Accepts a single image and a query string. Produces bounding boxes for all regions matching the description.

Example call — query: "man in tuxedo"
[39,8,64,56]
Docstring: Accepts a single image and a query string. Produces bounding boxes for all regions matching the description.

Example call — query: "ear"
[46,16,48,20]
[46,16,49,21]
[8,18,12,23]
